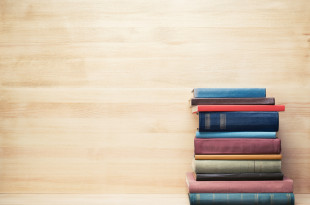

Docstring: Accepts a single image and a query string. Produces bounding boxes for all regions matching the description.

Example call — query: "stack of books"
[186,88,294,205]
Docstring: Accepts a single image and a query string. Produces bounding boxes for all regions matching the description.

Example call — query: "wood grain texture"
[0,0,310,194]
[0,194,309,205]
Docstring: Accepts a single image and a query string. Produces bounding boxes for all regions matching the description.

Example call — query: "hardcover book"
[196,131,277,138]
[194,154,282,160]
[199,112,279,132]
[192,105,285,113]
[186,172,293,193]
[195,172,284,181]
[190,97,275,106]
[193,159,281,173]
[193,88,266,98]
[194,138,281,154]
[188,193,294,205]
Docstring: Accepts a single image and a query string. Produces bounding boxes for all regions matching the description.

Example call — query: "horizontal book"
[188,193,294,205]
[192,105,285,113]
[186,172,293,193]
[193,159,281,173]
[196,131,277,138]
[193,88,266,98]
[194,138,281,154]
[190,97,275,106]
[195,172,284,181]
[195,154,282,160]
[199,112,279,132]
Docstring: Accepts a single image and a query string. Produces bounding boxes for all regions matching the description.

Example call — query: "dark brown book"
[190,97,275,106]
[194,172,284,181]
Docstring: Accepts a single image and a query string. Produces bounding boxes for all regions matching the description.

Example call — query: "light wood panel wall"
[0,0,310,194]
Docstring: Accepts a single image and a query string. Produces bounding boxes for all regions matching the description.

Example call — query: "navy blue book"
[193,88,266,98]
[199,112,279,132]
[189,193,294,205]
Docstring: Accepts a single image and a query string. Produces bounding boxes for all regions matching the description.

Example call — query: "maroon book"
[186,172,293,193]
[190,97,275,106]
[194,138,281,155]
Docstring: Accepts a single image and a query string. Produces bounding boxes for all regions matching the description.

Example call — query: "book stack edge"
[187,88,294,205]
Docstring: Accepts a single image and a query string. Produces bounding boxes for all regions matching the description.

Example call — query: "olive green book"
[193,159,281,174]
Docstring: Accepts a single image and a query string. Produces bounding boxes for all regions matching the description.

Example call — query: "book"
[195,172,284,181]
[194,138,281,154]
[186,172,293,193]
[193,159,281,173]
[188,193,294,205]
[196,131,277,138]
[193,88,266,98]
[192,105,285,113]
[195,154,282,160]
[190,97,275,106]
[199,112,279,132]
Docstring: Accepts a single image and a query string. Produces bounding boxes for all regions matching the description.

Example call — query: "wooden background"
[1,0,310,197]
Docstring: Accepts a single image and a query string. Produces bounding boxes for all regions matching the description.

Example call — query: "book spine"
[187,172,293,193]
[199,112,279,132]
[195,173,284,181]
[193,160,281,173]
[193,105,285,113]
[194,154,282,160]
[196,131,277,138]
[193,88,266,98]
[190,97,275,106]
[194,138,281,154]
[189,193,294,205]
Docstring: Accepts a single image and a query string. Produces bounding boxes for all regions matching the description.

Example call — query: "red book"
[186,172,293,193]
[194,138,281,155]
[192,105,285,113]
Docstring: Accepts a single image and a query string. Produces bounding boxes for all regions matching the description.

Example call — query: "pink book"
[186,172,293,193]
[194,138,281,155]
[192,105,285,113]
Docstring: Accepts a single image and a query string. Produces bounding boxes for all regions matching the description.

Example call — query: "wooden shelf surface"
[0,194,310,205]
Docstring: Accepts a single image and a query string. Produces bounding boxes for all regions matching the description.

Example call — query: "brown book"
[189,97,275,106]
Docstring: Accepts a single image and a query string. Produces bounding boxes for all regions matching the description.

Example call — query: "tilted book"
[190,97,275,106]
[186,172,293,193]
[194,138,281,154]
[188,193,294,205]
[193,159,281,173]
[193,88,266,98]
[199,112,279,132]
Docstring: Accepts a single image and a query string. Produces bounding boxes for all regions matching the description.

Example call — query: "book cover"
[190,97,275,106]
[199,112,279,132]
[194,138,281,154]
[188,193,294,205]
[196,131,277,138]
[192,105,285,113]
[193,88,266,98]
[195,173,284,181]
[195,154,282,160]
[193,159,281,173]
[186,172,293,193]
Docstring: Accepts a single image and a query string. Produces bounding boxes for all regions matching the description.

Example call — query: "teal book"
[196,131,277,138]
[189,193,294,205]
[193,88,266,98]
